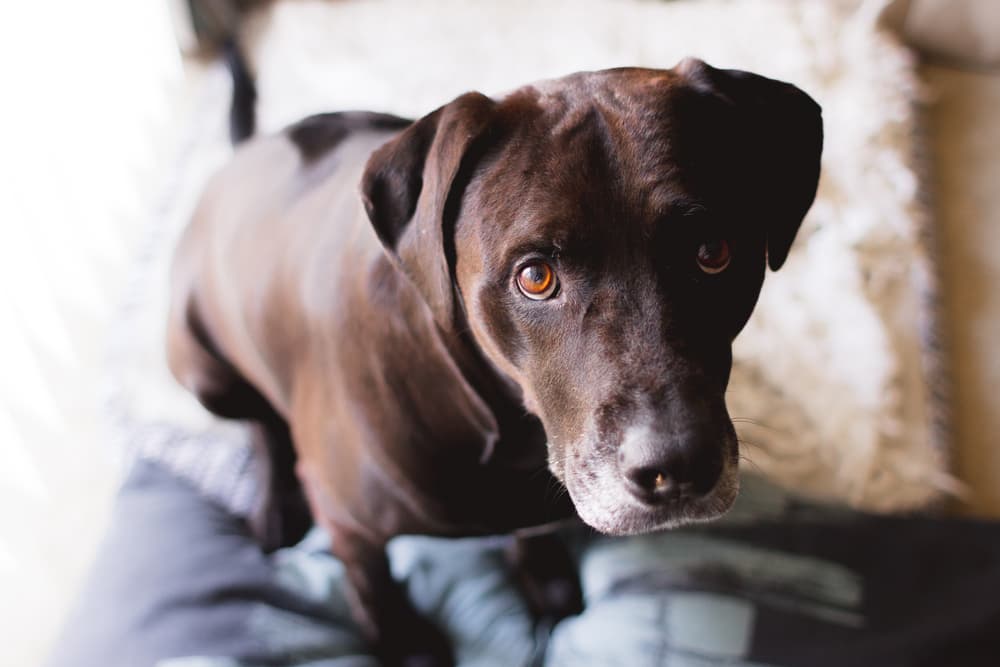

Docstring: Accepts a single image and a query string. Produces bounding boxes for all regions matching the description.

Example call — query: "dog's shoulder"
[287,111,413,164]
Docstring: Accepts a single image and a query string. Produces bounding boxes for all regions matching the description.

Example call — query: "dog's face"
[362,60,822,535]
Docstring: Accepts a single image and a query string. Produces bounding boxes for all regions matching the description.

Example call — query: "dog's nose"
[618,427,723,503]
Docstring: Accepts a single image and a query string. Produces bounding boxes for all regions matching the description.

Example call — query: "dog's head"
[361,60,822,535]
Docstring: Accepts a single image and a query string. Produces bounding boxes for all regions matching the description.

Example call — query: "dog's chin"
[567,468,740,536]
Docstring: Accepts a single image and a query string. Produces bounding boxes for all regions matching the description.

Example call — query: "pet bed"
[107,0,955,515]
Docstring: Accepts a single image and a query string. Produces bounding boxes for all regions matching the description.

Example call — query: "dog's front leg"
[331,527,453,667]
[295,459,452,664]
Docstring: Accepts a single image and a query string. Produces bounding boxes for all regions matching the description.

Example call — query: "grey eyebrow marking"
[678,202,708,217]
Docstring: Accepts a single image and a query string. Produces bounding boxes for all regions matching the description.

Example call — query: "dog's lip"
[575,488,737,536]
[564,461,739,536]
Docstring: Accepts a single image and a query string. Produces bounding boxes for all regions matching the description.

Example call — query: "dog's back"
[167,114,404,418]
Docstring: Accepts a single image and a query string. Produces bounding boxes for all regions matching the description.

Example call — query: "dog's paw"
[399,654,452,667]
[377,616,453,667]
[530,574,585,621]
[518,568,584,622]
[508,532,584,623]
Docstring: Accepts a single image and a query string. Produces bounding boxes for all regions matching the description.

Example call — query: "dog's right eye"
[696,239,731,274]
[516,261,558,300]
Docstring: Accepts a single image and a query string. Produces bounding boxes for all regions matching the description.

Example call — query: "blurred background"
[1,0,998,664]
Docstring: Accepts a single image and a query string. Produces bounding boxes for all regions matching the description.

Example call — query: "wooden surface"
[924,64,1000,518]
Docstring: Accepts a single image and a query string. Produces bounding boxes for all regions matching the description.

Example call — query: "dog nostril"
[626,466,676,497]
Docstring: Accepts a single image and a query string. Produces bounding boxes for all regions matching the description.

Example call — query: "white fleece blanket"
[111,0,956,514]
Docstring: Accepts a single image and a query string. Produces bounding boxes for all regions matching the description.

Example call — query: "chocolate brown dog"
[168,58,822,664]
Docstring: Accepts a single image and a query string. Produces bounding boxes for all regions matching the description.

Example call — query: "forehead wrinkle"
[590,95,688,241]
[467,71,701,270]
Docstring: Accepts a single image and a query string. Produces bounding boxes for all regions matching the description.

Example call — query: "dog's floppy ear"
[678,58,823,271]
[361,92,497,325]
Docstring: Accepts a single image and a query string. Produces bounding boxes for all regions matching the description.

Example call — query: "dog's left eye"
[696,239,731,274]
[516,261,558,300]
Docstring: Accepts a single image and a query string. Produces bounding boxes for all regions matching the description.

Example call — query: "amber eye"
[696,239,731,274]
[516,261,558,300]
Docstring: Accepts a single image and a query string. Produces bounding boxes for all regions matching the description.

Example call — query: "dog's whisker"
[528,464,556,486]
[731,417,766,425]
[736,437,768,452]
[738,453,765,476]
[738,437,813,466]
[731,417,792,437]
[543,476,569,504]
[731,417,775,430]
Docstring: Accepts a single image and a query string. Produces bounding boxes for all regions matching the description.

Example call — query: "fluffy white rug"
[112,0,957,514]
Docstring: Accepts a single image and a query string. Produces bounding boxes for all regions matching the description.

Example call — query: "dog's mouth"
[554,432,740,536]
